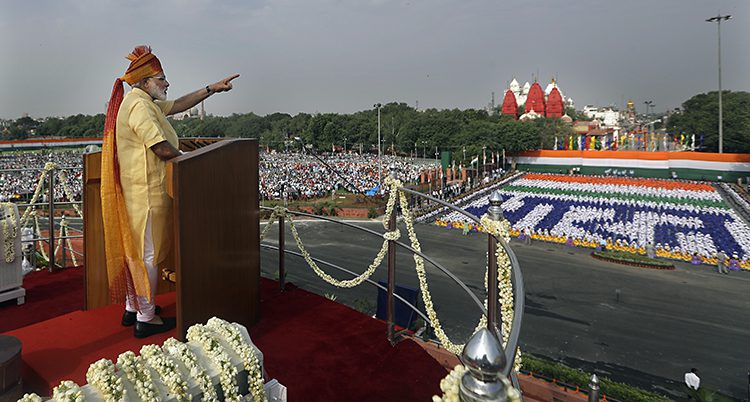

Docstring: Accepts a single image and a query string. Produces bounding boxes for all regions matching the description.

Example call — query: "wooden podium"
[83,138,260,340]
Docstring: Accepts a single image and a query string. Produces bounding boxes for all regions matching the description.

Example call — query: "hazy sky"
[1,0,748,119]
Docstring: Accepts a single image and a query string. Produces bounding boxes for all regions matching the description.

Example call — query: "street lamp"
[374,103,382,186]
[706,13,732,153]
[643,100,653,119]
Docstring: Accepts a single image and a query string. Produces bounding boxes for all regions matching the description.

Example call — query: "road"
[260,218,749,400]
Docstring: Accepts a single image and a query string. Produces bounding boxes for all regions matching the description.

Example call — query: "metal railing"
[0,166,83,271]
[260,169,526,400]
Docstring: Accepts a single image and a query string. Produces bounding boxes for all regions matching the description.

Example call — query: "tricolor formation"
[436,173,750,269]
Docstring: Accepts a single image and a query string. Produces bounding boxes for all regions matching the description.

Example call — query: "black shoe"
[134,317,176,339]
[121,305,163,327]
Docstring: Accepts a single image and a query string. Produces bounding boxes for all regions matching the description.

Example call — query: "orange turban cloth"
[120,45,164,85]
[100,45,163,305]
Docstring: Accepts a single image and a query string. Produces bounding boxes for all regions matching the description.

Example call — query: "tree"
[667,91,750,153]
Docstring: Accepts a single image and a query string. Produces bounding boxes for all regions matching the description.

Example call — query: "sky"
[1,0,748,119]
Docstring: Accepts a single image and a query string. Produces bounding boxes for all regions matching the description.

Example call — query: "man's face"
[143,74,169,100]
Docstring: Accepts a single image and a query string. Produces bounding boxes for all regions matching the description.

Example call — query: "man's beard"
[148,86,167,101]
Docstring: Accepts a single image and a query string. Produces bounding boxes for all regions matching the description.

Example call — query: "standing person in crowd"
[716,250,729,274]
[101,45,238,338]
[684,368,700,399]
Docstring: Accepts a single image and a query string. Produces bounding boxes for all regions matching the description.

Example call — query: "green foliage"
[592,249,674,267]
[667,91,750,153]
[367,207,378,219]
[522,354,670,402]
[3,101,579,155]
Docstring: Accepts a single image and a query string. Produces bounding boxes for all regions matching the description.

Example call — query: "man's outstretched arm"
[168,74,240,115]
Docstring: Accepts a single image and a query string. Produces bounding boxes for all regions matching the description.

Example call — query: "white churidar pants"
[125,213,158,322]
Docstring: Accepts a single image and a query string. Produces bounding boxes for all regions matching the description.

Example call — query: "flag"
[470,156,479,166]
[483,148,486,165]
[554,137,558,150]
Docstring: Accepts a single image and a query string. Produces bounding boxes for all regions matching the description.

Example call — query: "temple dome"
[500,89,519,119]
[525,82,546,115]
[509,78,520,94]
[546,87,564,118]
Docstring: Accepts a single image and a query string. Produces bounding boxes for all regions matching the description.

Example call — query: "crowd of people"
[259,151,437,200]
[0,149,83,203]
[436,172,750,269]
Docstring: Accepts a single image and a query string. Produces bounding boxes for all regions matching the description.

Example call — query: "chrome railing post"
[386,163,397,344]
[47,167,56,272]
[587,374,600,402]
[279,214,285,291]
[486,190,504,337]
[459,327,508,402]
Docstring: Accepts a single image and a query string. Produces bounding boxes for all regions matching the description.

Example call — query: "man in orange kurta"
[102,45,238,338]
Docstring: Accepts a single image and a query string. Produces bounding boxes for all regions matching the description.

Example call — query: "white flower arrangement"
[56,168,83,218]
[18,393,43,402]
[140,344,190,402]
[186,324,241,402]
[52,380,84,402]
[86,358,125,402]
[116,351,160,402]
[163,337,220,402]
[431,364,521,402]
[0,202,17,263]
[206,318,267,402]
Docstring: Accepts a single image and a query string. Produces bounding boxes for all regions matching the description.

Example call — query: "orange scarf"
[100,46,163,303]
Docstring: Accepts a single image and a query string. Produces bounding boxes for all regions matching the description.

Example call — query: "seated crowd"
[259,151,436,200]
[0,149,83,203]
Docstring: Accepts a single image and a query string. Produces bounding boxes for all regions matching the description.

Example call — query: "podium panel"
[169,139,260,339]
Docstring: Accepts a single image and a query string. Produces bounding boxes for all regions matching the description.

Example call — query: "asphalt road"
[261,219,749,400]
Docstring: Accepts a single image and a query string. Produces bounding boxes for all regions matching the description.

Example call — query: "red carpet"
[0,267,84,333]
[3,273,446,401]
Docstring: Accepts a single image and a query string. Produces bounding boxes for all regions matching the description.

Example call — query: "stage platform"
[3,274,446,401]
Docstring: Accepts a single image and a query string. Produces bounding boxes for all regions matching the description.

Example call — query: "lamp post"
[374,103,382,185]
[706,13,732,153]
[643,100,653,120]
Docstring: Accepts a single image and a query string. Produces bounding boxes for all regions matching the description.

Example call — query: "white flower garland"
[480,215,522,371]
[431,365,521,402]
[207,317,267,402]
[116,351,160,402]
[86,358,126,402]
[187,324,241,402]
[52,380,85,402]
[395,179,485,354]
[17,394,43,402]
[259,206,287,242]
[140,344,190,402]
[34,212,48,261]
[163,337,220,402]
[57,169,83,217]
[1,203,17,263]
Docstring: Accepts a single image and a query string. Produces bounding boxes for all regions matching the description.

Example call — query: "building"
[500,77,575,120]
